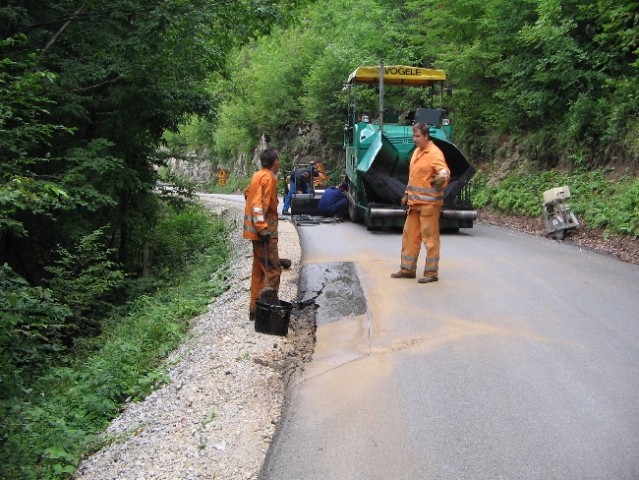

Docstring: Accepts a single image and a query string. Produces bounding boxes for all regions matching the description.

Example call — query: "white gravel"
[75,196,308,480]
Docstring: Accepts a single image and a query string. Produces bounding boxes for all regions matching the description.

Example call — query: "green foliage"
[1,205,230,480]
[212,96,261,160]
[148,203,228,280]
[199,0,639,173]
[211,0,416,159]
[0,35,72,236]
[405,0,638,167]
[46,228,126,337]
[208,173,251,195]
[2,0,304,303]
[614,180,639,235]
[0,176,70,236]
[57,140,126,212]
[162,115,215,156]
[473,166,544,216]
[155,166,198,210]
[141,0,636,188]
[566,170,639,236]
[0,264,70,392]
[474,165,639,236]
[0,36,61,163]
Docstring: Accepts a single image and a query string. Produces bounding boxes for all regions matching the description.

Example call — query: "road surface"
[261,219,639,480]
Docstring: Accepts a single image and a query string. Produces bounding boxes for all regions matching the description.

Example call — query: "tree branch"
[41,2,87,55]
[71,76,123,93]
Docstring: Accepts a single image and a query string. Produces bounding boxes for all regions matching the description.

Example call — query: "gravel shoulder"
[75,196,312,480]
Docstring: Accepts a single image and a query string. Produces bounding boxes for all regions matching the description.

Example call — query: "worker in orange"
[314,162,329,186]
[243,148,282,320]
[217,168,228,186]
[391,122,450,283]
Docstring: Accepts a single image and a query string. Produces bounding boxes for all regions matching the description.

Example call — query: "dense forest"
[1,0,637,478]
[169,0,639,173]
[1,1,306,478]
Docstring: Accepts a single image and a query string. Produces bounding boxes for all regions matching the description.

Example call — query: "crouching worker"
[243,148,282,321]
[317,181,349,217]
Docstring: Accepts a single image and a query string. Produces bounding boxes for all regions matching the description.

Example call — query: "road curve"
[262,220,639,480]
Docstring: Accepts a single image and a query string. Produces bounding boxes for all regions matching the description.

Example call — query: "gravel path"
[75,196,311,480]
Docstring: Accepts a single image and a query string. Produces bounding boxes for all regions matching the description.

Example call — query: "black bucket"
[255,300,292,336]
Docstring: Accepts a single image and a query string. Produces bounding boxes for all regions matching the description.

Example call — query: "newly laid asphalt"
[261,220,639,480]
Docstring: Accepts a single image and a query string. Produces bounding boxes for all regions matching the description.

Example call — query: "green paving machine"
[343,65,477,230]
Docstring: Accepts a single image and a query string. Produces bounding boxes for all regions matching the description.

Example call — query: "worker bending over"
[317,182,349,217]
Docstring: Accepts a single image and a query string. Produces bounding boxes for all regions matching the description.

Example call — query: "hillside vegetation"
[170,0,638,173]
[1,1,303,478]
[169,0,638,237]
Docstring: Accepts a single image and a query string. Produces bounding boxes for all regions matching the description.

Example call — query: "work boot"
[390,270,416,279]
[417,276,438,284]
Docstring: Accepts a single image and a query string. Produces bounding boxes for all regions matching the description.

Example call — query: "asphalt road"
[261,219,639,480]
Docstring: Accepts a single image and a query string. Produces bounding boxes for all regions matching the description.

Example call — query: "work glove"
[400,193,409,212]
[258,229,271,241]
[431,175,447,188]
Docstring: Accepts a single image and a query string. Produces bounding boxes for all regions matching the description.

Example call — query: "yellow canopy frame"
[346,65,447,86]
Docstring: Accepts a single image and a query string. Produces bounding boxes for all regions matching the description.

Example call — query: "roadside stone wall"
[165,126,343,190]
[166,154,213,187]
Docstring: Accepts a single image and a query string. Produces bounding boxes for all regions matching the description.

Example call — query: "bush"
[0,264,70,395]
[46,228,125,338]
[149,203,228,279]
[474,165,639,237]
[1,205,231,479]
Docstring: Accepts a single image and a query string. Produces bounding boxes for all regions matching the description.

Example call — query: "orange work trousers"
[250,238,281,314]
[398,204,442,278]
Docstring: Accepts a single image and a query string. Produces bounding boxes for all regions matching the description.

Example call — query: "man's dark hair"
[260,148,279,168]
[412,122,431,138]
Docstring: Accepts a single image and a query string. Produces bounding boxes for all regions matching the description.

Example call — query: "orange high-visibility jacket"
[406,142,450,207]
[243,168,279,241]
